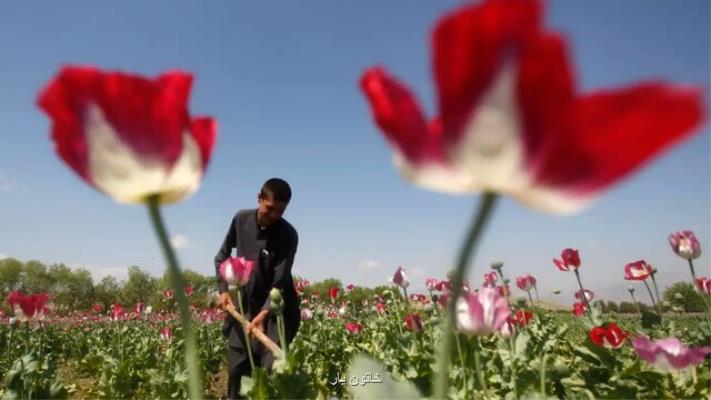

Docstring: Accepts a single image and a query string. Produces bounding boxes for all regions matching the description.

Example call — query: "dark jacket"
[214,209,300,349]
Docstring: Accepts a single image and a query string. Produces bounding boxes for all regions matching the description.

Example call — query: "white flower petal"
[85,103,203,204]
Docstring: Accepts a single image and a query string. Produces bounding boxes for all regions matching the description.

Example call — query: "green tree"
[309,278,343,300]
[95,276,121,309]
[48,263,74,313]
[22,260,53,293]
[0,258,23,295]
[161,268,213,308]
[121,265,157,306]
[663,282,705,312]
[593,300,607,313]
[606,301,619,313]
[618,301,636,313]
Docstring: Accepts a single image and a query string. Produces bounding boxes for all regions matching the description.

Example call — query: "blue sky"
[0,0,709,304]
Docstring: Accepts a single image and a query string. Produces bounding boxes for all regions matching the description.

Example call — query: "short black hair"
[260,178,292,203]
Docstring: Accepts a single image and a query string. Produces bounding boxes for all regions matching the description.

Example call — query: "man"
[214,178,300,400]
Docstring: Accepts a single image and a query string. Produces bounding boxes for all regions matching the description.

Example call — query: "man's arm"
[260,230,299,314]
[214,214,237,294]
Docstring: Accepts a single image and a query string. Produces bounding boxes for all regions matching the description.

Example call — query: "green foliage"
[663,282,706,312]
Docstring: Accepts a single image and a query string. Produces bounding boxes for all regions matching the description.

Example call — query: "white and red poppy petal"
[360,67,446,164]
[83,104,204,204]
[37,66,100,182]
[535,83,705,195]
[433,0,541,143]
[392,151,480,194]
[517,33,576,160]
[191,117,217,170]
[96,69,190,165]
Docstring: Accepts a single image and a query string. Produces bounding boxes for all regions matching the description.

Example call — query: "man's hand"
[218,292,234,310]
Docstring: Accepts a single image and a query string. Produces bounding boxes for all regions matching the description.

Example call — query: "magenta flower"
[160,326,173,341]
[163,289,174,300]
[391,266,410,288]
[346,284,356,293]
[483,271,498,288]
[404,313,424,332]
[515,274,536,291]
[184,286,193,297]
[696,277,711,295]
[575,289,595,302]
[344,322,363,335]
[426,278,439,291]
[572,301,587,317]
[624,260,653,281]
[456,288,510,336]
[219,257,256,288]
[110,304,126,321]
[589,323,628,349]
[300,308,313,321]
[554,249,581,271]
[436,279,452,292]
[7,292,49,322]
[632,336,711,372]
[496,284,511,297]
[668,231,702,260]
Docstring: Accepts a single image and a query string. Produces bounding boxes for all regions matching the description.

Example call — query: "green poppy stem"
[629,290,642,314]
[573,269,595,325]
[454,333,469,393]
[642,280,658,310]
[433,192,499,399]
[473,336,487,392]
[650,273,662,307]
[236,289,256,371]
[147,196,202,399]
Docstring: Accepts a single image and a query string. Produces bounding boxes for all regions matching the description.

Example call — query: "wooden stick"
[224,304,281,354]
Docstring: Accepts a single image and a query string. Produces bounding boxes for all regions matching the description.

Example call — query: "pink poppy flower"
[516,274,536,291]
[554,249,581,271]
[483,272,498,288]
[456,288,510,336]
[575,289,594,302]
[404,313,424,332]
[668,231,702,260]
[624,260,653,281]
[391,266,410,288]
[572,301,587,317]
[344,322,363,335]
[219,257,256,288]
[632,336,711,372]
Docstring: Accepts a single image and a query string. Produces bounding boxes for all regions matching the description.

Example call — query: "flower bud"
[270,300,284,312]
[270,288,283,303]
[553,359,568,375]
[490,259,503,270]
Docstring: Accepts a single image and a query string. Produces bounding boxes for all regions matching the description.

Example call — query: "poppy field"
[1,0,710,398]
[1,258,710,399]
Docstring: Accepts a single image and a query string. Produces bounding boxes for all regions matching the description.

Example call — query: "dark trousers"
[227,341,274,400]
[224,309,300,399]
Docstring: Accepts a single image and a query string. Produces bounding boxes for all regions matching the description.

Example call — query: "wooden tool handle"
[225,304,281,354]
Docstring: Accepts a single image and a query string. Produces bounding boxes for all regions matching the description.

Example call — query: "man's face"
[257,192,288,227]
